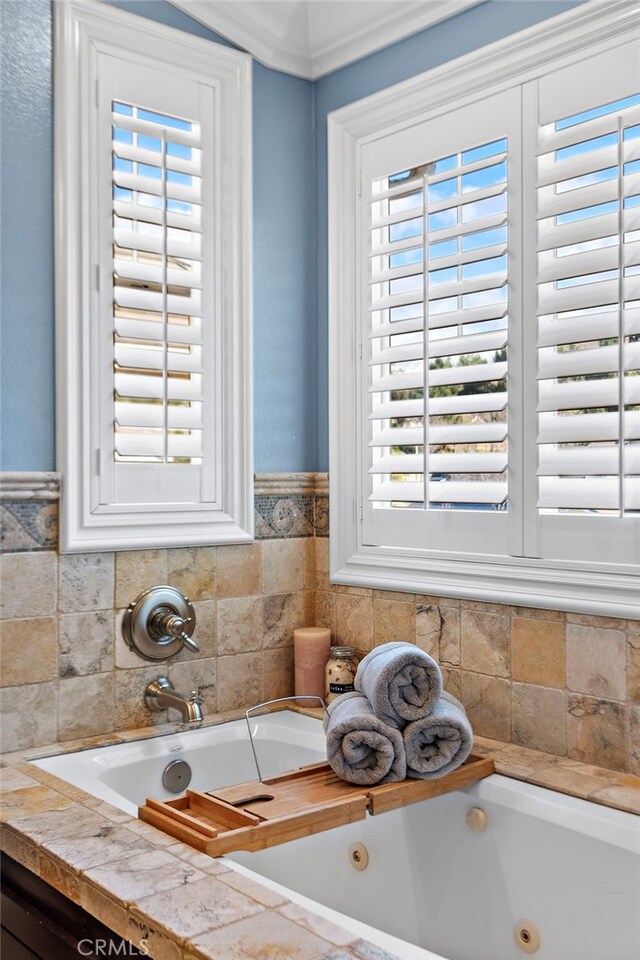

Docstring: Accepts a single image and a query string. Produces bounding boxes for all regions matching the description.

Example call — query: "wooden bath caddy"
[139,754,494,857]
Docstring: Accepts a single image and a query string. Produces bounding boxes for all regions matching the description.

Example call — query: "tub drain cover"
[163,758,192,793]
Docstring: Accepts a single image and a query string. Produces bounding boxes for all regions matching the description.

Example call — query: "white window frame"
[55,0,253,552]
[328,0,640,619]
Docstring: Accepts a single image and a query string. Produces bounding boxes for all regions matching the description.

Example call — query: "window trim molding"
[55,0,253,552]
[328,0,640,618]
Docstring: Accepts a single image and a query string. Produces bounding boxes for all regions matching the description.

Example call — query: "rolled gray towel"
[355,642,442,728]
[403,691,473,780]
[324,691,407,785]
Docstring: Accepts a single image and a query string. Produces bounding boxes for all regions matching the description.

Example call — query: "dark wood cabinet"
[1,855,145,959]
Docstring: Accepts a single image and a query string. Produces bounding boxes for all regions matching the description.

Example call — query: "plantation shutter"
[533,42,640,565]
[56,0,253,552]
[363,90,519,554]
[96,55,217,510]
[112,103,204,463]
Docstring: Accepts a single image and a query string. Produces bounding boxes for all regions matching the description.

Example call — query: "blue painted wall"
[312,0,583,470]
[0,0,315,472]
[1,0,55,472]
[1,0,582,473]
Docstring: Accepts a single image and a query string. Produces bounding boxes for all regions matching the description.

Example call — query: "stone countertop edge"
[1,710,638,960]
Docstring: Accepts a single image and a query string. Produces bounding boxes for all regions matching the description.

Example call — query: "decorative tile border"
[314,494,329,538]
[0,473,329,551]
[254,473,317,496]
[0,472,61,500]
[0,501,59,553]
[255,495,315,539]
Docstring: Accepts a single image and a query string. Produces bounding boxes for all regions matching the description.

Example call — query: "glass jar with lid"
[325,645,357,704]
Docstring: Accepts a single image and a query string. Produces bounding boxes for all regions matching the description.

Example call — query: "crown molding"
[167,1,484,79]
[308,0,484,79]
[168,0,312,77]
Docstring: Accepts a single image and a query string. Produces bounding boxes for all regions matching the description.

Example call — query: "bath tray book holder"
[139,754,494,856]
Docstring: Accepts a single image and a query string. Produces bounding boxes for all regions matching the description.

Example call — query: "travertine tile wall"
[312,536,640,776]
[0,539,316,752]
[0,477,321,753]
[1,474,638,776]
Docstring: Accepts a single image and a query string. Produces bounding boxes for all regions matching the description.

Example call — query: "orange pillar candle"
[294,627,332,704]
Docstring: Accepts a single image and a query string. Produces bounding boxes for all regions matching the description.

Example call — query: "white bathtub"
[34,711,640,960]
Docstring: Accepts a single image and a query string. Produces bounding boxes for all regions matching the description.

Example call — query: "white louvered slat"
[538,477,640,511]
[537,211,617,254]
[369,315,424,340]
[114,344,202,374]
[538,445,640,476]
[538,245,620,284]
[538,376,640,412]
[115,401,202,429]
[369,301,507,340]
[537,177,618,220]
[113,227,202,261]
[114,258,202,290]
[112,110,200,147]
[370,422,507,446]
[371,359,507,394]
[425,271,508,304]
[370,232,424,258]
[113,199,202,233]
[538,342,640,380]
[535,93,640,517]
[373,175,424,202]
[113,170,200,205]
[370,426,425,447]
[430,331,507,360]
[370,481,508,504]
[430,152,507,184]
[427,242,507,273]
[371,341,423,365]
[370,452,507,474]
[428,301,508,332]
[115,433,202,459]
[428,181,506,215]
[536,133,640,189]
[377,391,508,420]
[537,105,640,154]
[538,411,640,443]
[114,316,201,346]
[370,289,424,313]
[113,140,201,177]
[537,142,618,188]
[114,372,202,403]
[539,278,616,316]
[114,286,201,317]
[112,102,203,464]
[370,369,423,393]
[538,310,622,348]
[427,211,507,244]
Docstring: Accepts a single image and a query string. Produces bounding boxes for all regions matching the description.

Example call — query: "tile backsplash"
[0,474,320,753]
[313,535,640,776]
[0,471,638,777]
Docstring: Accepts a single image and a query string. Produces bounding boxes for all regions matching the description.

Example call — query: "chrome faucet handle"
[189,689,203,704]
[151,610,192,638]
[159,612,199,653]
[180,632,199,653]
[123,586,198,662]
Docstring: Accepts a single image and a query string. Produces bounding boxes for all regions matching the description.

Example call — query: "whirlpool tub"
[33,710,640,960]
